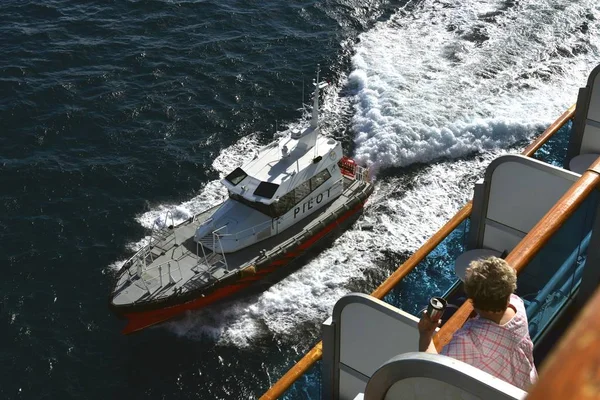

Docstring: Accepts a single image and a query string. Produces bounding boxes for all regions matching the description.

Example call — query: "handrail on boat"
[149,210,176,249]
[135,259,182,296]
[259,105,576,400]
[521,104,575,157]
[435,154,600,350]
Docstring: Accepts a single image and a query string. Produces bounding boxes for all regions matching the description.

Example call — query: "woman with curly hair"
[418,256,538,390]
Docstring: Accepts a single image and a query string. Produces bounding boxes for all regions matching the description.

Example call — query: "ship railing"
[355,164,369,182]
[195,226,229,273]
[135,259,183,296]
[148,210,176,258]
[127,246,153,278]
[259,105,576,400]
[218,219,273,241]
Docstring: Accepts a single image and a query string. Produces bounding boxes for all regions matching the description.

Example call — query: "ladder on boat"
[194,226,229,278]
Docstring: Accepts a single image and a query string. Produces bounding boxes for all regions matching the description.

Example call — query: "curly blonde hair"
[464,256,517,312]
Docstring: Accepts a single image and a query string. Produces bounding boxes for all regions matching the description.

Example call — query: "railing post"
[168,262,176,285]
[140,274,151,295]
[158,265,163,288]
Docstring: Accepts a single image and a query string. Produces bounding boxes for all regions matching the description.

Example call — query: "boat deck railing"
[149,210,176,249]
[355,164,369,182]
[135,259,183,298]
[260,105,577,399]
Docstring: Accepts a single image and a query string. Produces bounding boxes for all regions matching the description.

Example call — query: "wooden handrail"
[435,156,600,350]
[261,106,576,399]
[370,203,473,299]
[525,285,600,399]
[521,105,575,157]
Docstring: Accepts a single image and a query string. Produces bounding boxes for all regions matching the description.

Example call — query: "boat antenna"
[310,65,320,129]
[302,77,305,113]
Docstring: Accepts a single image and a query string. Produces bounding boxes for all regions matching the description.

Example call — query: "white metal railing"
[195,226,229,273]
[219,219,272,240]
[355,165,369,182]
[130,246,153,275]
[135,259,183,296]
[149,210,176,251]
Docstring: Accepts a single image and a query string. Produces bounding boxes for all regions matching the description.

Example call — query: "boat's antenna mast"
[311,65,320,129]
[302,77,305,114]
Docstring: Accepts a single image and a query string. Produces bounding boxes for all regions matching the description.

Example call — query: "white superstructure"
[194,70,345,253]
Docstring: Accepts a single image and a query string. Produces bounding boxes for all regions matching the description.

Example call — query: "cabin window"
[294,181,311,203]
[229,192,275,217]
[272,190,296,216]
[271,169,333,217]
[253,181,280,199]
[310,168,331,191]
[224,167,248,186]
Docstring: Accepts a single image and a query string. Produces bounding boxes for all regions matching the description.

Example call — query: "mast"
[296,65,325,153]
[311,66,320,129]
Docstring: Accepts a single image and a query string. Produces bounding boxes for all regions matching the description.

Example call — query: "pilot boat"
[109,69,374,334]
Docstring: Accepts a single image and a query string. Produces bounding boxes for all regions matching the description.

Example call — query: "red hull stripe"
[121,200,366,334]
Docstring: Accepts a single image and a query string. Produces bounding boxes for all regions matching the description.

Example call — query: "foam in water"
[348,0,599,170]
[111,0,600,347]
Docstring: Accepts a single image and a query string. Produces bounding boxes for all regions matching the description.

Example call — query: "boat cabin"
[194,76,346,253]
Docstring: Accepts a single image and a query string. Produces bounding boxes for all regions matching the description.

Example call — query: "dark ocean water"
[0,0,398,399]
[2,0,599,399]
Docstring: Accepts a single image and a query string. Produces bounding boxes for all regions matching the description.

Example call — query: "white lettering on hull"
[293,188,331,218]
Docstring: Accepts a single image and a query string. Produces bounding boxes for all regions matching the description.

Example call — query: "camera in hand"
[427,297,447,323]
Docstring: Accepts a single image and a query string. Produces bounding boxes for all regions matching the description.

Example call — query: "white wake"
[349,0,599,170]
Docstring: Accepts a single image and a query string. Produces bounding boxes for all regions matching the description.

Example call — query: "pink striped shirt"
[441,294,538,390]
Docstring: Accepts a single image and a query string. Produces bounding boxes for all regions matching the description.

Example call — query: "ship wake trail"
[348,0,600,171]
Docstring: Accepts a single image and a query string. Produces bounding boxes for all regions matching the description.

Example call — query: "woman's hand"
[418,310,441,353]
[418,310,441,336]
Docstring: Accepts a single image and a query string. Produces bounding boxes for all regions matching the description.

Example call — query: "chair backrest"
[468,154,579,253]
[364,352,527,400]
[567,64,600,161]
[322,293,421,400]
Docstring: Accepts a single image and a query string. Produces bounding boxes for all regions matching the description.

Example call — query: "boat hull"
[116,199,368,334]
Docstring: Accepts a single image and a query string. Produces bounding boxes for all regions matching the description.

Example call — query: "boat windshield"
[224,167,247,186]
[228,168,333,218]
[229,192,276,218]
